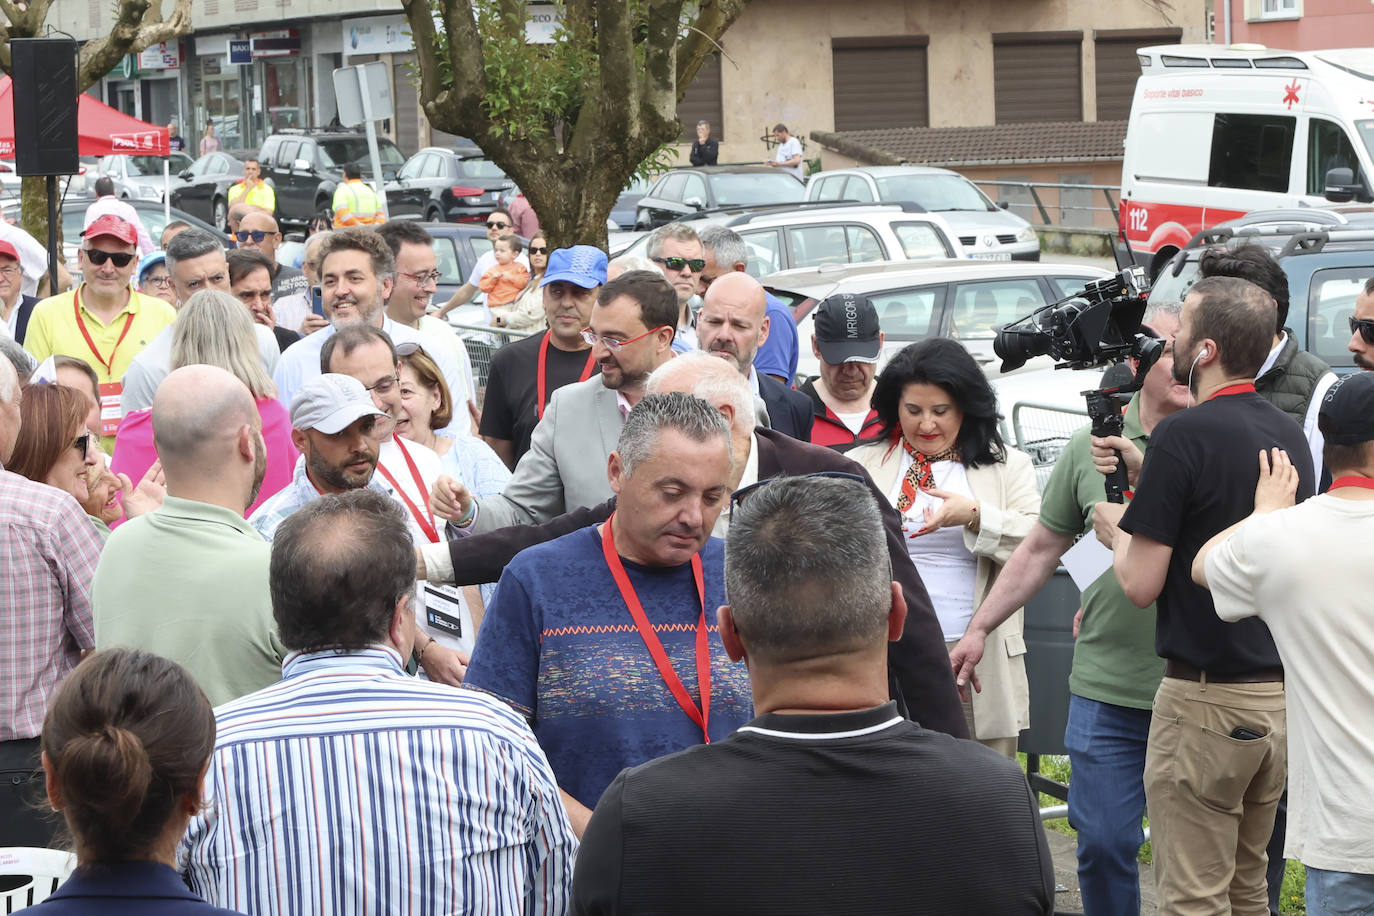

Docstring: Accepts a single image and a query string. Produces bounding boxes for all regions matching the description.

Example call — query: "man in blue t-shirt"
[464,391,753,836]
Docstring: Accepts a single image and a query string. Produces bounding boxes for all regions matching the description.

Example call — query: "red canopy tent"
[0,75,170,159]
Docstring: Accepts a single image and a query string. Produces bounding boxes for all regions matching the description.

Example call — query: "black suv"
[1149,207,1374,374]
[634,165,805,229]
[257,129,407,227]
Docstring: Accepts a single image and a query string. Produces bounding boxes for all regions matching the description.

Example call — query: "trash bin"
[1018,566,1078,759]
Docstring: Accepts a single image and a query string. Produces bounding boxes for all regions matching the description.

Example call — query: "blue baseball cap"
[137,250,167,283]
[541,245,607,289]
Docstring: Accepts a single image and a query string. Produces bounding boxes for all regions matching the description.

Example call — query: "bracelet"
[455,500,477,528]
[966,502,980,531]
[418,636,436,663]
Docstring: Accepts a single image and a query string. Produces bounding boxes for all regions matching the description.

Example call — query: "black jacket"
[689,138,718,166]
[444,426,968,738]
[9,294,38,346]
[758,373,812,442]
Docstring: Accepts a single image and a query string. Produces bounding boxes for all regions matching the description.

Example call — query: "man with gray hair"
[644,222,705,350]
[464,391,754,839]
[696,222,799,383]
[425,352,968,741]
[572,475,1054,915]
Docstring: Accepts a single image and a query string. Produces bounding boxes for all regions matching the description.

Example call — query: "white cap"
[290,373,390,434]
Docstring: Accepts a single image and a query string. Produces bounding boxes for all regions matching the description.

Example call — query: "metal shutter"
[678,53,723,141]
[993,32,1083,125]
[392,53,420,156]
[1094,29,1182,121]
[832,38,929,131]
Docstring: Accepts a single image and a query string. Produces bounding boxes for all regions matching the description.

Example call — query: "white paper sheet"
[1061,534,1115,591]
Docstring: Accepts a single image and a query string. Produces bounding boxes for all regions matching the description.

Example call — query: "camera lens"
[993,325,1052,374]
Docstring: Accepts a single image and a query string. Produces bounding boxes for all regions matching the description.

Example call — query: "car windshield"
[874,174,994,212]
[121,156,173,177]
[1358,120,1374,167]
[707,172,806,207]
[318,139,406,170]
[455,158,507,180]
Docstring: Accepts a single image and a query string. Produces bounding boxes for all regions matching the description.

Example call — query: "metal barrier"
[447,321,537,410]
[975,179,1121,230]
[1011,401,1091,491]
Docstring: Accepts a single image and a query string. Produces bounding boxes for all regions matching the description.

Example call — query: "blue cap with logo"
[541,245,608,290]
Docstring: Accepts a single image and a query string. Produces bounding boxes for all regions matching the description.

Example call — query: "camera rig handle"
[1080,334,1163,504]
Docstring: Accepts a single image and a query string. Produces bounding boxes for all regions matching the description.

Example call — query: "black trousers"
[0,737,61,847]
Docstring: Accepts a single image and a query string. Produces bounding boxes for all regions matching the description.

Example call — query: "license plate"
[971,252,1012,261]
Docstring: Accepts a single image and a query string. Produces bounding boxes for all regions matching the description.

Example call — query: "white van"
[1119,44,1374,277]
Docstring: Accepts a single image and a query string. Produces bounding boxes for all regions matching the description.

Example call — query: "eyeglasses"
[580,325,671,353]
[364,375,399,396]
[728,471,867,522]
[652,256,705,273]
[143,275,172,288]
[0,264,20,277]
[486,220,510,229]
[1351,316,1374,345]
[528,246,550,255]
[72,433,91,456]
[83,249,135,268]
[399,269,441,287]
[235,229,272,243]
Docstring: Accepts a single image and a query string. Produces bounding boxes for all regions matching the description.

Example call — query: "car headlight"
[1016,226,1038,243]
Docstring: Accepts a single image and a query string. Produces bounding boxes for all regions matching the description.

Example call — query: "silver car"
[807,165,1040,261]
[98,152,194,202]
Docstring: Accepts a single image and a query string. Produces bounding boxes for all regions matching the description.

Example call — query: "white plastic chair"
[0,847,76,912]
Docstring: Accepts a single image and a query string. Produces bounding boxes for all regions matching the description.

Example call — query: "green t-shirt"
[1037,396,1165,710]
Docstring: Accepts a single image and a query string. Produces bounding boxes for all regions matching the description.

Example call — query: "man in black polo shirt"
[478,245,606,469]
[571,475,1053,916]
[1093,275,1314,915]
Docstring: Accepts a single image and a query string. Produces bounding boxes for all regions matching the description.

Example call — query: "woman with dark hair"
[502,233,550,332]
[849,338,1040,757]
[28,648,242,914]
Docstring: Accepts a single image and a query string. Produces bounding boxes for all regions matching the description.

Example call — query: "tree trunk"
[20,175,60,272]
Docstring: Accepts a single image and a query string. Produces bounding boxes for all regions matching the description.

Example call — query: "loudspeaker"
[11,38,79,177]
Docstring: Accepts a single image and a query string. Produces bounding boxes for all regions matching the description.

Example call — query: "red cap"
[82,214,138,245]
[0,240,19,263]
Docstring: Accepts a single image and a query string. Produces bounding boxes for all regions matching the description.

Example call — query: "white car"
[99,153,194,202]
[762,259,1112,382]
[807,165,1041,261]
[612,202,966,274]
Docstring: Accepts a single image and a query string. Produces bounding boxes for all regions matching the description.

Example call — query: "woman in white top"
[497,233,549,333]
[849,338,1040,757]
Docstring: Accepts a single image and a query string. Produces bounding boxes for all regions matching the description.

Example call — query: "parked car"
[635,165,806,229]
[615,202,965,275]
[257,128,407,227]
[1147,207,1374,374]
[610,176,652,230]
[34,197,229,275]
[169,149,254,231]
[387,148,515,223]
[0,157,96,201]
[763,259,1112,382]
[424,221,502,324]
[807,166,1040,261]
[98,153,194,203]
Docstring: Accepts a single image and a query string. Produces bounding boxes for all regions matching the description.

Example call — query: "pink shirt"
[82,196,156,255]
[110,396,299,523]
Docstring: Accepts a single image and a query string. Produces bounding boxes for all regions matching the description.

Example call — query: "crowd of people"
[1,189,1373,916]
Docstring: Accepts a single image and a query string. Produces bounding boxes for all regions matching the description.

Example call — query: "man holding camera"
[949,299,1189,915]
[1093,277,1314,915]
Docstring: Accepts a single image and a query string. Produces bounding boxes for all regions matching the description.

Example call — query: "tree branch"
[676,0,749,98]
[592,0,634,141]
[639,0,682,130]
[399,0,444,105]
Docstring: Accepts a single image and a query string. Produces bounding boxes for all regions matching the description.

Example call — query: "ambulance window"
[1208,113,1294,193]
[1308,119,1367,195]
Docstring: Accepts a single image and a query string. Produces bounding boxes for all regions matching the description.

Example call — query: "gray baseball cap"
[290,373,390,434]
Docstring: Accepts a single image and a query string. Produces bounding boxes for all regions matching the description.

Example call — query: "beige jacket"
[849,440,1040,739]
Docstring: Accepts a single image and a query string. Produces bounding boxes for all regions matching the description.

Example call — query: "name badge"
[423,584,465,638]
[98,381,123,437]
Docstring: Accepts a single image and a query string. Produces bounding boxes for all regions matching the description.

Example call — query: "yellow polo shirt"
[24,285,177,385]
[228,180,277,212]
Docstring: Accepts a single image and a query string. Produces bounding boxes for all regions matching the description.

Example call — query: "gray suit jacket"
[472,374,622,532]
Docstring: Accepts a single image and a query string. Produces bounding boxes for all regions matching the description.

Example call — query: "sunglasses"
[395,341,429,358]
[83,249,135,268]
[1351,316,1374,345]
[528,246,550,255]
[486,220,510,229]
[235,229,272,243]
[728,471,866,522]
[652,256,705,273]
[72,433,91,456]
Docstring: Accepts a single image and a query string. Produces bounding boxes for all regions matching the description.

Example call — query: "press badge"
[423,584,466,638]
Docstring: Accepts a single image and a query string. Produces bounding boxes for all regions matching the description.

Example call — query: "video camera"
[992,266,1163,503]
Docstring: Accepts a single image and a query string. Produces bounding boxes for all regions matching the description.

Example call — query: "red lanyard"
[73,288,135,377]
[1206,382,1257,401]
[1330,476,1374,491]
[376,437,439,543]
[600,512,711,743]
[536,331,595,420]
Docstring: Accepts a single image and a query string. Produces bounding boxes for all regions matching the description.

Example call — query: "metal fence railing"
[448,321,536,409]
[1010,401,1091,492]
[974,179,1121,232]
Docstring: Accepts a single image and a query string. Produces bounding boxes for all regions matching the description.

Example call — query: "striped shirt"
[181,645,576,915]
[0,469,103,741]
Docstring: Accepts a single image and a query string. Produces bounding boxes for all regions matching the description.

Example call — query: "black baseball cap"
[1318,372,1374,446]
[814,293,881,365]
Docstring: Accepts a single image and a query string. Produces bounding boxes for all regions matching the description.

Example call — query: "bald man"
[92,364,286,706]
[236,210,309,304]
[696,271,811,441]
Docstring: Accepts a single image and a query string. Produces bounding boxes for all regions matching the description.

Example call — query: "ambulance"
[1119,44,1374,277]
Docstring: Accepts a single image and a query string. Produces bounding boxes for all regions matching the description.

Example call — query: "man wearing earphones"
[1092,276,1314,915]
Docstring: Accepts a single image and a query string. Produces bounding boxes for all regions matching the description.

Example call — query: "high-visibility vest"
[332,179,384,226]
[227,180,276,211]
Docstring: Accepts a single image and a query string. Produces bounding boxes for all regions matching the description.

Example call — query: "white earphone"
[1199,347,1210,359]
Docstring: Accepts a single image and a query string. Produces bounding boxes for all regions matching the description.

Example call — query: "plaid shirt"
[1,469,103,741]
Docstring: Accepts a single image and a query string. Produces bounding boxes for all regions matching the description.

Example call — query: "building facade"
[1223,0,1372,49]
